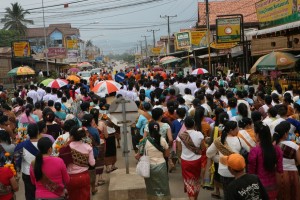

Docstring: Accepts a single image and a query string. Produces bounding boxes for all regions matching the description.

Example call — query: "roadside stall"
[249,51,299,92]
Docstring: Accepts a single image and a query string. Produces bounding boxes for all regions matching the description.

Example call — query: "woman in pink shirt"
[59,127,95,200]
[30,137,69,199]
[248,122,283,200]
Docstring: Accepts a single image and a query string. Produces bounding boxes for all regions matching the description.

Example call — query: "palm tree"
[1,3,34,35]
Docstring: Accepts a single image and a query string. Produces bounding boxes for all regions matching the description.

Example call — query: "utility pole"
[147,29,160,47]
[141,35,150,58]
[160,15,177,54]
[138,40,143,57]
[42,0,49,76]
[205,0,211,74]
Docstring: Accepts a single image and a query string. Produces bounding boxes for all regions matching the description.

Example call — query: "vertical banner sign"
[151,47,161,55]
[216,18,241,43]
[175,31,191,49]
[66,39,78,49]
[12,41,31,57]
[191,31,207,46]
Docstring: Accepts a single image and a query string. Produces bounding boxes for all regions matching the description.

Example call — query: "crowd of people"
[0,67,299,200]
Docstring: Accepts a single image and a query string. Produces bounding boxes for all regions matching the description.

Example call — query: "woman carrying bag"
[137,121,171,200]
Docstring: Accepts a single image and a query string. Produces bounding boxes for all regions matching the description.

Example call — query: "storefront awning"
[198,53,226,59]
[246,21,300,37]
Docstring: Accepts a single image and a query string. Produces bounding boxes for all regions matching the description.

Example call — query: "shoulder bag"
[136,139,150,178]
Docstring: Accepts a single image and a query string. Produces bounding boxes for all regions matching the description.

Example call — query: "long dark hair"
[237,103,248,118]
[148,121,163,152]
[90,108,100,126]
[194,106,205,132]
[273,121,290,144]
[254,122,277,172]
[214,108,225,126]
[25,103,34,117]
[221,121,237,144]
[34,137,53,181]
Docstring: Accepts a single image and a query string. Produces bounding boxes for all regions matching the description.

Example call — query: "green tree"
[1,3,34,35]
[0,30,21,47]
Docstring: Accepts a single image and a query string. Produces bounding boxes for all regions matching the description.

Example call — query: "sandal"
[211,193,221,199]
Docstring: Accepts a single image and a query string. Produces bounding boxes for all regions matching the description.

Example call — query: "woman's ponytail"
[34,137,53,181]
[221,121,237,144]
[34,152,43,181]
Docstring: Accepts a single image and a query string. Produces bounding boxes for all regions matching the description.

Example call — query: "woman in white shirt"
[177,117,205,200]
[206,121,250,200]
[138,121,171,200]
[273,121,300,200]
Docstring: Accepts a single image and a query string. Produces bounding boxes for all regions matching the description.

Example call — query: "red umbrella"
[47,79,68,89]
[191,68,208,75]
[92,80,121,94]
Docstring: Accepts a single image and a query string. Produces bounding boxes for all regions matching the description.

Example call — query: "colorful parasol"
[47,79,68,89]
[250,52,298,73]
[153,65,163,72]
[92,80,121,94]
[155,71,167,79]
[8,66,35,76]
[40,78,54,86]
[77,62,93,68]
[66,75,81,83]
[160,56,181,65]
[68,68,80,74]
[191,68,209,75]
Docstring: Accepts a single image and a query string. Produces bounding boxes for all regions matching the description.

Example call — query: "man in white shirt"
[176,78,188,96]
[37,84,46,101]
[270,105,295,136]
[262,107,278,128]
[43,87,52,103]
[27,85,40,104]
[187,77,197,95]
[126,86,138,101]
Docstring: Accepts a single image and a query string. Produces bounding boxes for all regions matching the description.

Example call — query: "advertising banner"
[66,39,78,49]
[175,31,191,49]
[190,31,206,46]
[210,42,238,49]
[47,47,67,59]
[151,47,161,55]
[66,50,78,63]
[12,41,31,57]
[256,0,299,28]
[216,18,241,43]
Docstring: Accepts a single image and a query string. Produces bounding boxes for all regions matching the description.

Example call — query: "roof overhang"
[246,21,300,37]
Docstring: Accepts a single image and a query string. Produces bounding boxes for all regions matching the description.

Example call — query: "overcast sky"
[0,0,200,54]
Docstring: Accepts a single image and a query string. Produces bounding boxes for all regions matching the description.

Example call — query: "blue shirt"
[145,89,152,99]
[87,126,100,158]
[136,112,151,136]
[171,119,184,139]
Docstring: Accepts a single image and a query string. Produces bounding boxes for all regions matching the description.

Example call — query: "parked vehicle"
[77,71,91,84]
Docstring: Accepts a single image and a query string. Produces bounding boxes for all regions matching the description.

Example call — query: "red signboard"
[47,47,67,59]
